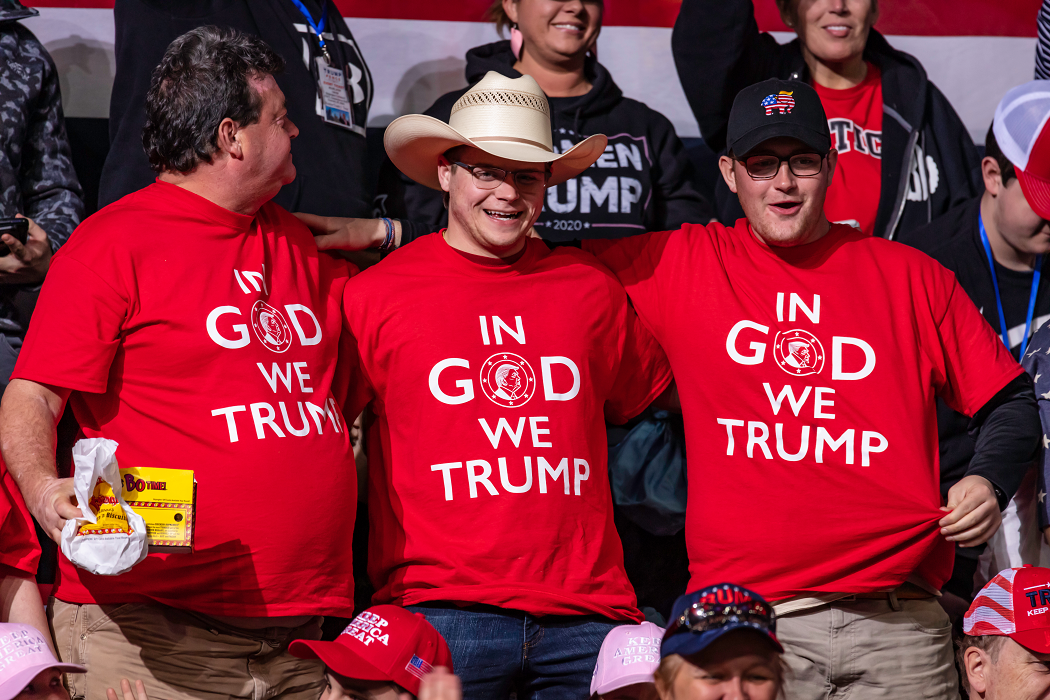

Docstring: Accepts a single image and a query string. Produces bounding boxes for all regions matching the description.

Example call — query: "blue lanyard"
[978,212,1042,357]
[290,0,331,63]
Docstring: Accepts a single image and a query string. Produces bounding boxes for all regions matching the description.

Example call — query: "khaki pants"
[49,600,326,700]
[777,597,959,700]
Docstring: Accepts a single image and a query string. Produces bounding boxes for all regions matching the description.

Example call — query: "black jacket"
[901,197,1048,501]
[0,7,83,339]
[399,41,711,243]
[671,0,981,239]
[99,0,374,217]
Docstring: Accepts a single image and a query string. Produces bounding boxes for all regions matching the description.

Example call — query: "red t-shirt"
[342,233,673,620]
[814,63,883,236]
[1,460,40,577]
[13,181,357,617]
[586,222,1022,600]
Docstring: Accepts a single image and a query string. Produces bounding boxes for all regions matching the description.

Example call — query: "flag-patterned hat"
[964,566,1050,653]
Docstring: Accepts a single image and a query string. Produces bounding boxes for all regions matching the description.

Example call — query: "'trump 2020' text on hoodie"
[397,41,712,244]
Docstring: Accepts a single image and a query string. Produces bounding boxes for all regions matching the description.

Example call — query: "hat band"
[469,135,554,154]
[665,601,775,642]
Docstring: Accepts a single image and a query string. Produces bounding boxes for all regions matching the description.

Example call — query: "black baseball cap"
[727,79,831,158]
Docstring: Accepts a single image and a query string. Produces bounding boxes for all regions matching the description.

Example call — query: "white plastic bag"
[60,438,148,575]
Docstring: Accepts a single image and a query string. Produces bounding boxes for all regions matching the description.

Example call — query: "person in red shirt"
[0,27,355,700]
[811,65,881,234]
[584,78,1040,699]
[672,0,980,239]
[0,460,48,646]
[337,71,674,698]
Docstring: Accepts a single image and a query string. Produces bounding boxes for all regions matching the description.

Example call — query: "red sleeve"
[583,229,679,337]
[604,296,674,425]
[0,461,41,576]
[13,255,128,392]
[339,284,376,421]
[929,273,1024,416]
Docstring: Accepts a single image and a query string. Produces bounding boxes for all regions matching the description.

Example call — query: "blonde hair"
[654,652,788,700]
[653,655,686,699]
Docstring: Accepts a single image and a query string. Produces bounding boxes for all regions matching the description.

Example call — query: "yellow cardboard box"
[77,467,195,552]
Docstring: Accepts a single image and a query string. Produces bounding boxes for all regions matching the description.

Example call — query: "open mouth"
[552,23,584,33]
[823,25,852,38]
[770,201,802,215]
[485,209,523,222]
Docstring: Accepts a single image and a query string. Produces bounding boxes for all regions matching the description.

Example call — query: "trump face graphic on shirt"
[494,364,523,401]
[481,352,536,408]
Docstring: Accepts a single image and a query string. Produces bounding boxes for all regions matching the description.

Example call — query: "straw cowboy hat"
[384,71,607,190]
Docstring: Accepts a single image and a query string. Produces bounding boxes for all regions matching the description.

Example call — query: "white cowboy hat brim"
[384,114,608,190]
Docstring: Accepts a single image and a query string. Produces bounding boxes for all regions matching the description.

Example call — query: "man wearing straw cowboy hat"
[337,71,676,698]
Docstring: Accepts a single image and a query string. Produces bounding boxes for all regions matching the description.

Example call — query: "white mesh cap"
[963,566,1050,654]
[993,80,1050,172]
[963,567,1019,636]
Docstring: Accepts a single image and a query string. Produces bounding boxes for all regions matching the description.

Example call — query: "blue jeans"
[407,604,618,699]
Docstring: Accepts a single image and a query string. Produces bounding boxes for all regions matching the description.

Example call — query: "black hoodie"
[98,0,374,218]
[671,0,981,239]
[398,40,711,243]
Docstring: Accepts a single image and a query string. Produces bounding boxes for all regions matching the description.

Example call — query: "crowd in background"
[1,0,1050,698]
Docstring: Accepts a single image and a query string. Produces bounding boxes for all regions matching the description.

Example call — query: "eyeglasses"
[452,161,550,194]
[738,152,826,180]
[663,599,775,641]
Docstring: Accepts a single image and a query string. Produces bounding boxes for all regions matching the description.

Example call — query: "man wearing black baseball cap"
[579,78,1041,698]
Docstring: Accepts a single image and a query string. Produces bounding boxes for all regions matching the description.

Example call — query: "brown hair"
[954,634,1006,694]
[487,0,514,37]
[985,122,1017,185]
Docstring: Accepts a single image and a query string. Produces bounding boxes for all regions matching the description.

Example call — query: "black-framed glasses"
[452,161,551,194]
[738,152,827,180]
[664,599,775,641]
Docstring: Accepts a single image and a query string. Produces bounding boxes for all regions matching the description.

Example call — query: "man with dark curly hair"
[0,26,355,700]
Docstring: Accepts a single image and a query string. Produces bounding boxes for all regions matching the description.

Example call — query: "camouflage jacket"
[0,7,84,338]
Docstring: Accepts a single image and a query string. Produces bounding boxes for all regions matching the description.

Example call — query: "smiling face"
[438,145,548,258]
[719,136,836,247]
[656,631,783,700]
[781,0,877,66]
[235,74,299,201]
[504,0,602,63]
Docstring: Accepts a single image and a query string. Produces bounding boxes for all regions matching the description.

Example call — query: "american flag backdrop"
[18,0,1043,143]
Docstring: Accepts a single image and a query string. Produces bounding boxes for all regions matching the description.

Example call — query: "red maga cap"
[1018,125,1050,221]
[289,606,453,695]
[993,80,1050,220]
[964,566,1050,654]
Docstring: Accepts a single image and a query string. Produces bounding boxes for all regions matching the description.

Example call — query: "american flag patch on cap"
[405,654,433,680]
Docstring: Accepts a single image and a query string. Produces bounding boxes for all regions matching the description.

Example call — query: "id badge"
[316,57,354,130]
